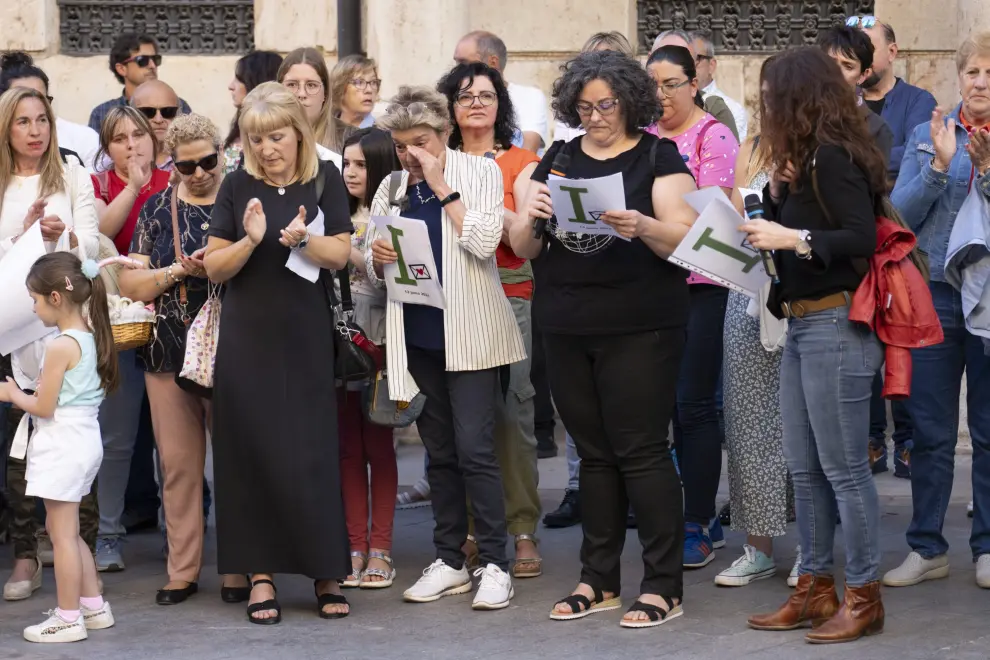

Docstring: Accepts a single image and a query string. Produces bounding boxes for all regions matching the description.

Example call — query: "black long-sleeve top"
[764,145,877,318]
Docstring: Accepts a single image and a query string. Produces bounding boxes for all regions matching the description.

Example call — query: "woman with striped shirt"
[367,86,525,612]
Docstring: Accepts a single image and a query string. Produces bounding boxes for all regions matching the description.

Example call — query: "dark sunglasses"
[173,153,219,176]
[137,106,179,120]
[123,54,162,68]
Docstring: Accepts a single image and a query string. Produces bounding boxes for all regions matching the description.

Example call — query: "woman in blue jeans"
[740,47,886,644]
[884,31,990,590]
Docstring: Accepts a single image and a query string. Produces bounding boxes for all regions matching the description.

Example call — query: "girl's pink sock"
[80,596,104,610]
[57,608,81,623]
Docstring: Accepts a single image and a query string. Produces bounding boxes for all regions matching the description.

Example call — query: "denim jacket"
[891,104,990,282]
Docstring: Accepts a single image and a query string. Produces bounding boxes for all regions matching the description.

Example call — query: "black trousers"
[530,309,556,443]
[407,347,508,571]
[544,329,685,598]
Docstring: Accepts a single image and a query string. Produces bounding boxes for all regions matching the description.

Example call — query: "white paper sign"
[669,188,770,298]
[371,215,446,310]
[547,173,629,240]
[0,223,51,355]
[285,208,324,283]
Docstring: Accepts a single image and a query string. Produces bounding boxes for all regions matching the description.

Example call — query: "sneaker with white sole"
[968,500,974,518]
[95,537,125,573]
[402,559,472,602]
[23,610,88,643]
[976,555,990,589]
[81,600,115,630]
[714,545,776,587]
[787,546,802,588]
[471,564,514,610]
[882,551,949,587]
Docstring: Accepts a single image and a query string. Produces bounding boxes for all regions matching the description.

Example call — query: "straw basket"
[112,321,153,351]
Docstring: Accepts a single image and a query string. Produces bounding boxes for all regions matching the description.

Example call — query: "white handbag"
[756,282,788,352]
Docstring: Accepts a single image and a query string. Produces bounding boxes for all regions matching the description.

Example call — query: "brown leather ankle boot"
[806,581,884,644]
[747,574,840,631]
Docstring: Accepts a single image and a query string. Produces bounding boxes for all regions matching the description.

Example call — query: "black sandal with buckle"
[315,581,350,619]
[619,597,684,629]
[246,578,281,625]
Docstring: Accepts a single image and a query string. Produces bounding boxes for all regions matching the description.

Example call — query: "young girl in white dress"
[0,252,119,643]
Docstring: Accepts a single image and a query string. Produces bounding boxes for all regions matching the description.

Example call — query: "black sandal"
[221,574,251,604]
[619,597,683,629]
[315,581,350,619]
[246,578,281,625]
[549,585,622,621]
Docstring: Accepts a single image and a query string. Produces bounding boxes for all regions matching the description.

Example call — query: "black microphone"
[744,194,780,285]
[534,151,570,239]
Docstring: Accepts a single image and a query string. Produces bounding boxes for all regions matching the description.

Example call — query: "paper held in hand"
[547,172,630,241]
[371,215,446,310]
[668,187,770,298]
[0,223,53,356]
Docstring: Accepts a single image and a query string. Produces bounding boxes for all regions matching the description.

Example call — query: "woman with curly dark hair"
[438,61,543,579]
[741,46,886,644]
[510,49,698,629]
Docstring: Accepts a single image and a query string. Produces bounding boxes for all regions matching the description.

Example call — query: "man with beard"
[851,16,937,183]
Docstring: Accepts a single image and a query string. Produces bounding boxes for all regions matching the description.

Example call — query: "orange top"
[496,146,540,299]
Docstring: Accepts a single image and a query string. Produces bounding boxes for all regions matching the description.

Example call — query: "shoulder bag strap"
[169,186,189,315]
[387,170,404,208]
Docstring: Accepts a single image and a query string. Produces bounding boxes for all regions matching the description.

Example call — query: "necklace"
[263,175,294,195]
[414,184,436,206]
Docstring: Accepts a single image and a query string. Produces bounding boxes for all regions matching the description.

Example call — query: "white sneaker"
[81,600,115,630]
[882,551,949,587]
[714,545,776,587]
[968,500,974,518]
[787,546,802,588]
[471,564,514,610]
[402,559,472,602]
[976,555,990,589]
[3,557,42,601]
[23,610,88,643]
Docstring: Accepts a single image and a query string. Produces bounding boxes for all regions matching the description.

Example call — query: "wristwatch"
[795,230,813,260]
[297,231,311,250]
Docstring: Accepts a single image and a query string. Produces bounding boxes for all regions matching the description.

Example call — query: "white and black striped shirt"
[365,148,526,402]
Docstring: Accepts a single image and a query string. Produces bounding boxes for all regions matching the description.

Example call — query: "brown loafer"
[748,574,840,631]
[806,581,884,644]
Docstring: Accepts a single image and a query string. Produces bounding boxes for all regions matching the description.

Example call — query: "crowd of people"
[0,15,988,646]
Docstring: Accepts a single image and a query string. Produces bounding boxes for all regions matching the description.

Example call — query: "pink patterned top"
[646,113,739,285]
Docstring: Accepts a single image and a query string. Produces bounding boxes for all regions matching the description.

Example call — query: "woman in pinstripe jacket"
[366,86,525,611]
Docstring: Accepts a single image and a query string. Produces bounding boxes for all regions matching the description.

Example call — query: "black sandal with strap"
[549,585,622,621]
[619,597,684,629]
[246,578,281,625]
[315,581,350,620]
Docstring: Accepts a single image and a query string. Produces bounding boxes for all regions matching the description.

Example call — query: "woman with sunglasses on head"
[437,61,543,579]
[510,50,698,629]
[328,55,382,152]
[645,45,739,570]
[225,51,283,175]
[337,127,401,589]
[277,48,343,169]
[116,114,249,605]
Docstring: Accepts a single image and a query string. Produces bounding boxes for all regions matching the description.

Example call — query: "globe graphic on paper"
[549,216,615,254]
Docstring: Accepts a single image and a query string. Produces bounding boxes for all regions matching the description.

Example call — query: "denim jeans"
[781,306,883,585]
[565,432,580,491]
[869,371,913,448]
[672,284,727,525]
[906,282,990,560]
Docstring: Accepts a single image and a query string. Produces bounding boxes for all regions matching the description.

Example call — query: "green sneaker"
[714,545,776,587]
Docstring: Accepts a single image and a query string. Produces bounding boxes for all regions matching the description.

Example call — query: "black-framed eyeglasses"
[659,79,693,98]
[350,78,382,92]
[123,54,162,68]
[846,15,877,28]
[173,153,219,176]
[575,98,620,117]
[137,106,179,120]
[455,91,498,108]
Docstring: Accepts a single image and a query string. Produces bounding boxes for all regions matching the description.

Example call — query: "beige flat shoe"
[3,557,42,601]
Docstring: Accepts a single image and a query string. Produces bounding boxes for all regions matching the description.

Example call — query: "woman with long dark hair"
[224,50,283,173]
[742,46,887,644]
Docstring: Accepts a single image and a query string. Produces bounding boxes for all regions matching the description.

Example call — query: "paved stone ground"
[0,441,985,660]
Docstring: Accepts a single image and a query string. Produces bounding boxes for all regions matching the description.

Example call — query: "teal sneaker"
[713,545,776,587]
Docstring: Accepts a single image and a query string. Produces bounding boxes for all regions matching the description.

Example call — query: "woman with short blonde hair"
[204,81,355,623]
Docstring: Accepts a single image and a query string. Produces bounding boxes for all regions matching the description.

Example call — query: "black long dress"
[208,161,353,578]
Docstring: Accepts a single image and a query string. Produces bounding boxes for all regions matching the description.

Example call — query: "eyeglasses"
[283,80,324,96]
[122,54,162,68]
[455,91,498,108]
[350,78,382,92]
[137,106,179,120]
[173,153,219,176]
[846,15,877,28]
[695,54,713,64]
[575,98,620,117]
[386,101,428,116]
[659,79,693,98]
